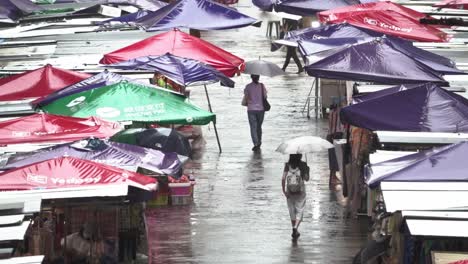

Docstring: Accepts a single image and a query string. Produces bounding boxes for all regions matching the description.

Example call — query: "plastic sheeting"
[100,29,244,77]
[134,0,257,31]
[40,81,216,125]
[107,53,234,87]
[0,156,156,191]
[318,1,448,42]
[0,64,90,102]
[0,113,120,145]
[3,138,184,175]
[304,37,453,84]
[366,142,468,187]
[341,84,468,132]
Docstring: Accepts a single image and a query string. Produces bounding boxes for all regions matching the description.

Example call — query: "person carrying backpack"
[282,154,310,240]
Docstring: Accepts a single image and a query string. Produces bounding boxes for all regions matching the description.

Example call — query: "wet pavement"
[146,1,369,263]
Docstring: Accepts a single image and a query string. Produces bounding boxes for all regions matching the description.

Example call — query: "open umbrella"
[276,136,333,154]
[244,59,284,77]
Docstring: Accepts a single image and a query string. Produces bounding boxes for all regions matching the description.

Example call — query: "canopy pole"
[204,85,222,153]
[301,78,315,119]
[315,77,319,119]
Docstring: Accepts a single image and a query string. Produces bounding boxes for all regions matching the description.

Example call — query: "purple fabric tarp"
[252,0,275,11]
[106,53,235,87]
[2,138,185,175]
[100,10,152,24]
[0,0,43,22]
[285,23,383,42]
[33,70,160,107]
[274,0,360,16]
[298,37,370,63]
[366,142,468,187]
[351,83,418,104]
[134,0,258,31]
[53,0,166,11]
[340,83,468,132]
[304,36,458,84]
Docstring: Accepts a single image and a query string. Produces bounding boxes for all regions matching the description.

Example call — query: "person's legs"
[247,111,259,148]
[256,111,265,147]
[282,47,293,70]
[291,49,303,73]
[292,195,306,239]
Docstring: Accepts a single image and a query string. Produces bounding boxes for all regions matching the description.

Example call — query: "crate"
[169,195,192,206]
[169,182,191,196]
[147,192,169,207]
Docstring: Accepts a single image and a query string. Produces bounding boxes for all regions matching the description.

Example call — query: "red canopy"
[100,29,245,77]
[0,64,90,101]
[0,113,121,145]
[0,156,156,191]
[318,2,449,42]
[434,0,468,9]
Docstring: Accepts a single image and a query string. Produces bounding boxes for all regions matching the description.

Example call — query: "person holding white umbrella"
[277,136,333,240]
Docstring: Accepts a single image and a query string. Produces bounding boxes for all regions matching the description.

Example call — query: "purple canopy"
[274,0,360,16]
[2,138,186,175]
[341,83,468,132]
[32,70,159,107]
[298,38,370,64]
[366,142,468,187]
[100,10,153,24]
[285,23,383,43]
[304,37,459,84]
[352,83,423,104]
[134,0,259,31]
[106,53,235,87]
[0,0,43,22]
[52,0,166,11]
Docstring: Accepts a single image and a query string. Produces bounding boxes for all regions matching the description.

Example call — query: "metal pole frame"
[204,85,222,153]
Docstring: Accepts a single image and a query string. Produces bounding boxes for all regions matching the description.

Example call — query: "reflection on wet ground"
[147,1,369,262]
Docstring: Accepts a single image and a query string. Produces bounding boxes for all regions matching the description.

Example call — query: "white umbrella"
[244,59,284,77]
[276,136,333,154]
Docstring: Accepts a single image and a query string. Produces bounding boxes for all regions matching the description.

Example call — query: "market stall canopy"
[273,0,359,16]
[99,29,245,77]
[32,70,164,107]
[366,142,468,187]
[111,128,192,157]
[3,138,185,175]
[341,84,468,132]
[106,53,234,87]
[304,37,458,84]
[100,9,153,25]
[286,23,382,42]
[0,156,157,191]
[0,64,90,102]
[433,0,468,9]
[0,0,43,23]
[351,83,415,103]
[0,113,120,145]
[40,81,216,125]
[318,1,449,42]
[45,0,167,10]
[132,0,258,31]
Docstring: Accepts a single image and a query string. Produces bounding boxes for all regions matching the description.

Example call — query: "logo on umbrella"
[27,174,48,185]
[96,107,121,118]
[66,96,86,108]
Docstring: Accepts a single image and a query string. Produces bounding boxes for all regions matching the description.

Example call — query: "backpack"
[286,165,303,193]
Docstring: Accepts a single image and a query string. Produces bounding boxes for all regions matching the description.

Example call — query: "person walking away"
[282,154,310,240]
[243,74,267,151]
[280,20,303,73]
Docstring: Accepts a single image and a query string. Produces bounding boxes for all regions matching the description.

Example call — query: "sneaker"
[292,228,300,239]
[252,145,259,151]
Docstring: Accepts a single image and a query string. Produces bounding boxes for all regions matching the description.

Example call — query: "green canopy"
[40,81,216,125]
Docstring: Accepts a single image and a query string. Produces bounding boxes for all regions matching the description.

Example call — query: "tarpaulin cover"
[41,81,216,125]
[285,23,383,42]
[352,83,417,103]
[298,37,370,63]
[51,0,167,11]
[252,0,275,11]
[318,1,448,42]
[340,84,468,132]
[107,53,234,87]
[3,138,184,175]
[32,70,154,107]
[134,0,257,31]
[304,37,452,84]
[0,113,121,145]
[0,64,90,102]
[100,29,244,77]
[0,0,43,22]
[366,142,468,187]
[274,0,360,16]
[0,156,156,191]
[302,36,462,75]
[434,0,468,9]
[111,128,192,157]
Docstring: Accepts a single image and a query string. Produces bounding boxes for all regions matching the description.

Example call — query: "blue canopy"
[366,142,468,188]
[106,53,235,87]
[134,0,258,31]
[340,83,468,132]
[304,37,463,84]
[285,23,383,43]
[32,70,161,107]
